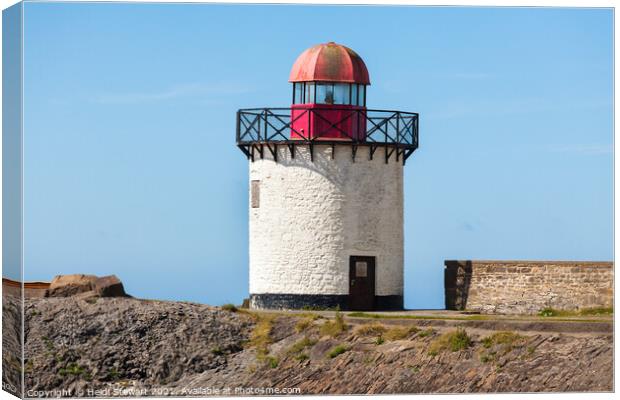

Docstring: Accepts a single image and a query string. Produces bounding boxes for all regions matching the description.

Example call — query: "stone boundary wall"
[444,260,613,315]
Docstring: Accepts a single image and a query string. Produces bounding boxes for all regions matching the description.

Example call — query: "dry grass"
[326,344,349,359]
[383,325,420,341]
[355,323,388,336]
[248,314,275,360]
[481,331,526,349]
[221,303,238,312]
[538,307,613,317]
[417,328,435,338]
[428,328,471,356]
[320,312,348,337]
[479,331,528,364]
[295,313,323,333]
[287,336,317,355]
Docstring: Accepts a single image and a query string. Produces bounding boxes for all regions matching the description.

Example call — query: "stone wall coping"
[444,260,612,267]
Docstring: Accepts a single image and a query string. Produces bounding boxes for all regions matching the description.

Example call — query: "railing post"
[256,112,261,141]
[263,109,268,142]
[384,114,389,164]
[358,109,362,142]
[236,110,241,143]
[396,112,400,161]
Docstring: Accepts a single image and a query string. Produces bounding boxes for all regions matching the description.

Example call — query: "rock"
[47,274,97,297]
[94,275,126,297]
[22,296,254,393]
[45,274,128,298]
[18,296,613,395]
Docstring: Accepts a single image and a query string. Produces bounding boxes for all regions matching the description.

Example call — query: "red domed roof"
[289,42,370,85]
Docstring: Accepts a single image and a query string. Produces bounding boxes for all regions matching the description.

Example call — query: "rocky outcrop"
[24,297,252,396]
[19,296,613,396]
[2,294,22,397]
[46,274,127,298]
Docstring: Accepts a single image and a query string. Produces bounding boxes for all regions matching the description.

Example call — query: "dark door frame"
[348,255,376,311]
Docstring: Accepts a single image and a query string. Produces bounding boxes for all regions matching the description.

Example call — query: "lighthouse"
[236,42,419,311]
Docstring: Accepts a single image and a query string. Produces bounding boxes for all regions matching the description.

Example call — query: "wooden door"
[348,256,375,311]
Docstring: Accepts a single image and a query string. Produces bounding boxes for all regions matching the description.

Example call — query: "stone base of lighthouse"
[248,144,404,311]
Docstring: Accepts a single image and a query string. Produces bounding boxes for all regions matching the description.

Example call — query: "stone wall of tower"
[248,144,404,309]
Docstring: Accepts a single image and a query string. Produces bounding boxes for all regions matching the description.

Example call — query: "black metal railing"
[236,107,419,164]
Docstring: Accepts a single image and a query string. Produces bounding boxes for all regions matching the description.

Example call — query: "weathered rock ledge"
[2,294,611,397]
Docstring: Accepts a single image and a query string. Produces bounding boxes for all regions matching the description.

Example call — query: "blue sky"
[20,3,612,308]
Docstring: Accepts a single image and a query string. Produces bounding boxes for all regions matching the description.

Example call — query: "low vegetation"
[59,363,91,380]
[248,314,275,361]
[481,331,526,350]
[384,325,419,341]
[302,305,340,311]
[221,303,238,312]
[105,367,120,381]
[295,313,321,333]
[418,328,435,338]
[327,344,349,359]
[479,331,528,364]
[355,323,387,336]
[266,356,279,368]
[347,312,490,321]
[538,307,613,318]
[320,312,348,337]
[287,337,317,355]
[428,328,471,356]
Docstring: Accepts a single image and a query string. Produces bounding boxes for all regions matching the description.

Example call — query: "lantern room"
[289,42,370,141]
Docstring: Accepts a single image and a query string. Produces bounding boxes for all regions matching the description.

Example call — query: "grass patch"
[428,328,471,356]
[221,303,238,312]
[479,331,527,364]
[481,331,526,350]
[320,311,348,337]
[295,313,324,333]
[327,344,349,359]
[355,323,387,336]
[418,328,435,338]
[294,353,309,362]
[211,347,224,356]
[409,365,421,373]
[59,363,89,378]
[362,325,419,342]
[302,305,340,311]
[347,311,611,323]
[42,336,55,351]
[347,312,491,321]
[248,314,275,360]
[266,356,279,368]
[538,307,613,318]
[578,307,613,316]
[525,346,535,357]
[384,326,420,341]
[287,337,317,355]
[295,319,313,333]
[106,367,120,381]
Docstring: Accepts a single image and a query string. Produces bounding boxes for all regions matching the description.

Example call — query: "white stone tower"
[236,42,419,310]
